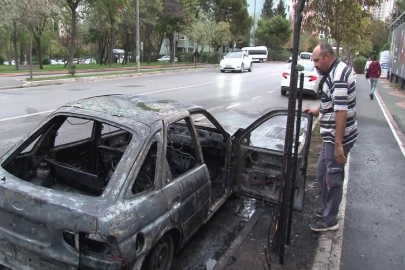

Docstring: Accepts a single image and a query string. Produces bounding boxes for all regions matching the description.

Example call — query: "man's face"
[313,48,331,75]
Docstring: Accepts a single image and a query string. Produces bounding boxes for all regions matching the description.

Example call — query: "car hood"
[221,58,242,65]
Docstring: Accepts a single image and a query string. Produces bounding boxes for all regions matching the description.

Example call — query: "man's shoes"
[370,94,374,100]
[309,220,339,232]
[314,208,324,218]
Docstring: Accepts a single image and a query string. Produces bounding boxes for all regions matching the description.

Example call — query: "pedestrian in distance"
[303,42,358,232]
[367,55,381,100]
[364,57,372,77]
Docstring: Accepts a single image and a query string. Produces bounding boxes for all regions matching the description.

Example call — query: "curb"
[0,67,209,90]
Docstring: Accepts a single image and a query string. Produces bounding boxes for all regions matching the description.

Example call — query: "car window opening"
[2,116,133,197]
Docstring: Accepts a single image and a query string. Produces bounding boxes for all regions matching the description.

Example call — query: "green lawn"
[26,67,203,82]
[0,61,191,74]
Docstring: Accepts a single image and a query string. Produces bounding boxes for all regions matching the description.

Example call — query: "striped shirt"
[319,60,358,145]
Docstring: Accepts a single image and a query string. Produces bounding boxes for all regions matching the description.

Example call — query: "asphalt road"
[0,62,320,269]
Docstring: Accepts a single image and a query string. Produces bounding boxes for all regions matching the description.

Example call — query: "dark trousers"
[317,142,354,225]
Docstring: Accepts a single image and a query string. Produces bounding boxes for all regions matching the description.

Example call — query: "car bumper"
[281,86,317,95]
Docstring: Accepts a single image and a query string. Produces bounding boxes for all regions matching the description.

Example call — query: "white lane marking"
[226,103,240,109]
[374,86,405,157]
[142,80,154,82]
[0,97,8,99]
[171,77,181,79]
[268,90,275,94]
[138,72,271,96]
[106,84,121,87]
[207,106,224,112]
[252,96,261,100]
[0,110,54,122]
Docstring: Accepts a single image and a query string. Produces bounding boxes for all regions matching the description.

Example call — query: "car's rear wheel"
[248,63,253,72]
[259,59,263,63]
[281,89,287,96]
[144,234,174,270]
[240,64,244,73]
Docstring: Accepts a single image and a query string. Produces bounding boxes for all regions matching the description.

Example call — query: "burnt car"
[0,95,312,270]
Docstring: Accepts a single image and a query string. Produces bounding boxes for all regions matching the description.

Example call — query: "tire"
[144,234,174,270]
[281,89,287,96]
[240,64,244,73]
[248,63,253,72]
[259,59,263,63]
[220,70,225,73]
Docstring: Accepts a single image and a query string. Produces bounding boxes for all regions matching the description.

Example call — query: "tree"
[140,0,163,64]
[304,0,380,56]
[210,21,232,52]
[255,15,292,51]
[65,0,84,68]
[370,19,389,55]
[274,0,286,18]
[261,0,274,19]
[213,0,253,44]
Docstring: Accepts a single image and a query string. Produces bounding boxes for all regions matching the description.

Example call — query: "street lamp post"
[252,0,257,46]
[135,0,140,72]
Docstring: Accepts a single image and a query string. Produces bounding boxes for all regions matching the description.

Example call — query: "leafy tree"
[255,15,292,51]
[186,11,215,53]
[370,19,389,55]
[210,21,232,52]
[213,0,253,44]
[274,0,286,18]
[304,0,380,56]
[140,0,163,64]
[261,0,274,19]
[65,0,85,68]
[392,0,405,22]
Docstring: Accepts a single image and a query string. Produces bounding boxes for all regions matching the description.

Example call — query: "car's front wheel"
[248,63,253,72]
[240,64,244,73]
[220,70,225,73]
[144,234,174,270]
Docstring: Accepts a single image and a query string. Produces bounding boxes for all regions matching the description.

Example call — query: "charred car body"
[0,95,312,270]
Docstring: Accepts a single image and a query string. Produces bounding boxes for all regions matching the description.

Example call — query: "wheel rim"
[151,236,173,270]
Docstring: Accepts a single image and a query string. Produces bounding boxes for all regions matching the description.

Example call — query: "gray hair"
[319,42,335,57]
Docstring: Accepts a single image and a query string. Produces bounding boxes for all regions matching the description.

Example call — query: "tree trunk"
[109,17,114,66]
[69,10,77,66]
[36,36,43,69]
[12,21,19,71]
[20,42,25,65]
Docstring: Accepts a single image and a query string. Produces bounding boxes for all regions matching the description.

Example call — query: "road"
[0,62,319,269]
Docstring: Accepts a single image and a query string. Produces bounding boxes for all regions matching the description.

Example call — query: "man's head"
[312,42,336,75]
[372,55,377,61]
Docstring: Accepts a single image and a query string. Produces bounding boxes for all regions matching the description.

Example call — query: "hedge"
[274,53,290,62]
[353,56,367,74]
[42,58,50,65]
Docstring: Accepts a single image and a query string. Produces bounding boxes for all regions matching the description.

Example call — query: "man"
[303,42,357,232]
[364,57,372,74]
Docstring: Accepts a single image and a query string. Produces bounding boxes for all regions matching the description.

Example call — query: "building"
[370,0,396,21]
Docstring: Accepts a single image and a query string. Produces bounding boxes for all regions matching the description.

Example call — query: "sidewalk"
[210,76,405,270]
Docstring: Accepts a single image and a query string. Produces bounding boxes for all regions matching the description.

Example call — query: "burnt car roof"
[62,94,202,126]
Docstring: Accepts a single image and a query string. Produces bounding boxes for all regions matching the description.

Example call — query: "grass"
[0,61,193,74]
[26,67,203,82]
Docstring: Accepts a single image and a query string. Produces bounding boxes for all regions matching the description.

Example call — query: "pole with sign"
[141,41,144,63]
[173,32,178,67]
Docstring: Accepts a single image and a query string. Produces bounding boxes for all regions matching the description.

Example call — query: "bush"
[68,64,77,76]
[353,56,367,74]
[42,58,50,65]
[177,53,194,63]
[274,53,290,62]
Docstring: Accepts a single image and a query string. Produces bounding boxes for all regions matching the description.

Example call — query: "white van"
[299,52,313,61]
[241,46,268,62]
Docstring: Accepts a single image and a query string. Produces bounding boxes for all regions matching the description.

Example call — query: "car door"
[231,110,313,210]
[161,115,211,243]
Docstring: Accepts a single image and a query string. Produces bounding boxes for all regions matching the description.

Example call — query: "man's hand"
[302,107,319,117]
[334,143,347,164]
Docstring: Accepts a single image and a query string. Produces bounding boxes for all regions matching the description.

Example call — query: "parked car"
[84,58,97,64]
[0,95,312,270]
[56,60,66,65]
[220,51,253,73]
[50,59,58,65]
[280,60,321,99]
[299,52,313,61]
[157,55,178,62]
[3,60,15,65]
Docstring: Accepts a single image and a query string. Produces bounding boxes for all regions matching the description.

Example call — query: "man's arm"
[334,110,348,164]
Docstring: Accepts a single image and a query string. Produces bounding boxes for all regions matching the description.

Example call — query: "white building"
[370,0,396,21]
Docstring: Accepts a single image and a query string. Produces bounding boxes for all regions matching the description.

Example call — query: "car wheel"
[240,64,244,73]
[281,89,287,96]
[221,70,225,73]
[259,59,263,63]
[248,63,253,72]
[144,234,174,270]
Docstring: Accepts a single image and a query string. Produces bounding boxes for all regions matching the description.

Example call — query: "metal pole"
[30,30,33,80]
[173,33,176,68]
[252,0,256,46]
[136,0,140,72]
